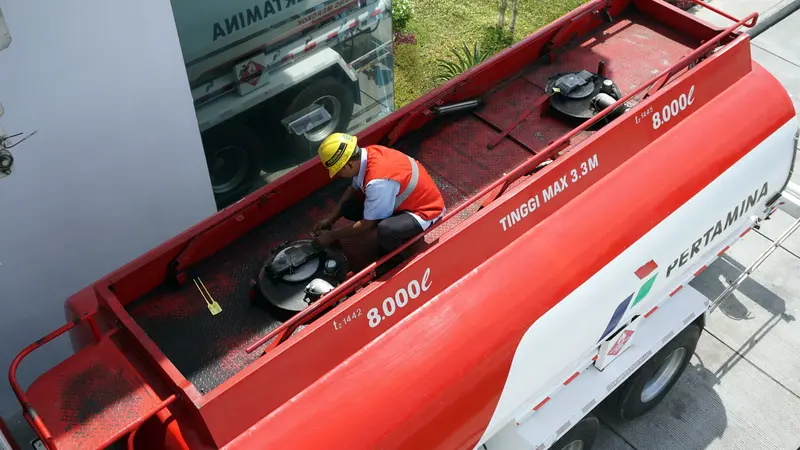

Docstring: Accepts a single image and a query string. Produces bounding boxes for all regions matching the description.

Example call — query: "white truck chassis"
[482,133,800,450]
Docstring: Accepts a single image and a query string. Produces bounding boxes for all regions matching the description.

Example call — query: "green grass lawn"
[393,0,588,108]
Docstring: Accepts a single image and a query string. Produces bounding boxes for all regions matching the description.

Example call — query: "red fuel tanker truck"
[5,0,798,449]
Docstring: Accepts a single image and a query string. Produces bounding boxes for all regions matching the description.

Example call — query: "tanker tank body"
[223,5,798,450]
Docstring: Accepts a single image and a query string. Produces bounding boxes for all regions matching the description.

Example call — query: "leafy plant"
[434,42,490,82]
[392,0,415,32]
[664,0,697,10]
[480,25,513,54]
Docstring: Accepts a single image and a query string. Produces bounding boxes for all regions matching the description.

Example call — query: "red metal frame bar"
[545,0,613,62]
[385,82,466,146]
[245,8,758,355]
[127,427,139,450]
[95,284,201,400]
[486,93,550,150]
[480,181,512,210]
[544,16,577,58]
[472,111,539,154]
[644,72,671,98]
[101,395,177,450]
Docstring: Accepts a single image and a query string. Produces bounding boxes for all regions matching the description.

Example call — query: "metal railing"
[245,0,760,354]
[8,315,177,450]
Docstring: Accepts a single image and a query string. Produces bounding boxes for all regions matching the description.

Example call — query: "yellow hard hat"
[318,133,357,177]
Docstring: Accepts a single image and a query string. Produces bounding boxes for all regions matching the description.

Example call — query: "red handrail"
[8,314,102,449]
[103,395,176,449]
[245,6,759,354]
[8,314,176,450]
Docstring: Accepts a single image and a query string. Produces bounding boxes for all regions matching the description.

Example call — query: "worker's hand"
[313,216,335,235]
[314,230,336,247]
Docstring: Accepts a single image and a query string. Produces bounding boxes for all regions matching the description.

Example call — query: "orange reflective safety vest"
[362,145,445,221]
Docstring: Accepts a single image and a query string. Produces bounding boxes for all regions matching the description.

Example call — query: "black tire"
[550,414,599,450]
[282,76,355,160]
[201,121,265,208]
[602,324,701,421]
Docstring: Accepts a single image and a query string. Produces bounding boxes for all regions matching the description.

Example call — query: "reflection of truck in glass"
[171,0,390,206]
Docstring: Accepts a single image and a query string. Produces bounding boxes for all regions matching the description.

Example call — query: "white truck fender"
[195,46,357,132]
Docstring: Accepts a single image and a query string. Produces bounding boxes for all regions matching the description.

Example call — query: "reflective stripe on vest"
[394,156,419,210]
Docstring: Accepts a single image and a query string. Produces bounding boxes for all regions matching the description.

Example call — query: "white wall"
[0,0,216,418]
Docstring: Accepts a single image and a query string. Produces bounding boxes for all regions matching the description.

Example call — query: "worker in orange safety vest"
[312,133,445,260]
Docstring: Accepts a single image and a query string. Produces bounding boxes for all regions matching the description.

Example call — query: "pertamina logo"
[598,260,659,342]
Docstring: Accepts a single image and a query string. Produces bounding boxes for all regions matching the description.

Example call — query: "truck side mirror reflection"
[281,104,333,136]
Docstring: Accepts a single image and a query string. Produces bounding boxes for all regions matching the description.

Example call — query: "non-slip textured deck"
[126,121,534,393]
[26,337,163,450]
[126,180,349,394]
[126,9,698,395]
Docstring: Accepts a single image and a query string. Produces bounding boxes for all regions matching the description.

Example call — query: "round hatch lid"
[545,70,623,121]
[256,240,349,317]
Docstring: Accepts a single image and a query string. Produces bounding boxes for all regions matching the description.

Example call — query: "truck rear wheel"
[201,122,265,207]
[550,414,599,450]
[283,76,355,159]
[602,323,701,421]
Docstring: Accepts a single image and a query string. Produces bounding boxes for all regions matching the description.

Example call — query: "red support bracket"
[104,395,177,450]
[543,19,575,63]
[265,328,289,353]
[479,180,512,210]
[544,0,612,62]
[643,71,672,99]
[385,112,418,147]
